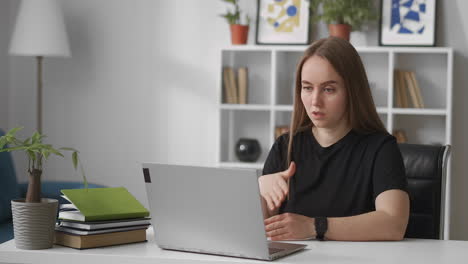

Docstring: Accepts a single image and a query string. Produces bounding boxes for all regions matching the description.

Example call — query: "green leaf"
[31,132,41,144]
[0,138,6,150]
[60,147,78,152]
[6,127,23,137]
[27,150,36,162]
[23,137,31,145]
[72,152,78,170]
[0,146,28,152]
[309,0,377,31]
[49,148,64,157]
[41,149,50,160]
[220,0,236,4]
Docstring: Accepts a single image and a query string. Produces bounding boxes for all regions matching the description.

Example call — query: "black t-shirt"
[262,128,408,218]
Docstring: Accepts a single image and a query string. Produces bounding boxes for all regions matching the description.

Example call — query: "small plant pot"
[11,198,58,249]
[230,24,249,45]
[328,24,351,41]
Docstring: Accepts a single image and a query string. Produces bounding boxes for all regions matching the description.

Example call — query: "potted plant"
[310,0,377,41]
[0,127,87,249]
[220,0,250,45]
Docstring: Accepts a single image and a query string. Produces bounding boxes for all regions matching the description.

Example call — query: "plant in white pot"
[220,0,250,45]
[0,127,87,249]
[310,0,377,41]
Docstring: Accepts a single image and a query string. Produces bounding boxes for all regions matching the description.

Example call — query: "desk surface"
[1,228,468,264]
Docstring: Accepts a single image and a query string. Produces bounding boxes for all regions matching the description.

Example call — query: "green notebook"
[59,187,150,222]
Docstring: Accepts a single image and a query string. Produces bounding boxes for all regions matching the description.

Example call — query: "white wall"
[7,0,243,208]
[5,0,468,240]
[0,0,10,129]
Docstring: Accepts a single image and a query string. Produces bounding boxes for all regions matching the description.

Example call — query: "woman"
[259,37,409,241]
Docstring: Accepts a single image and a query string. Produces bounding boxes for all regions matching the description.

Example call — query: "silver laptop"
[142,163,306,261]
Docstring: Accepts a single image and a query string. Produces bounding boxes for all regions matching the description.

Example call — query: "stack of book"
[394,69,425,108]
[55,187,150,249]
[223,66,248,104]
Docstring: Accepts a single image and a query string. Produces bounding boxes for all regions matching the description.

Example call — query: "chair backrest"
[399,143,451,239]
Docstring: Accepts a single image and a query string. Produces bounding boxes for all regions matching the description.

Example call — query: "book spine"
[409,71,425,108]
[238,67,248,104]
[398,70,409,108]
[404,71,420,108]
[394,70,403,108]
[228,67,238,104]
[223,67,233,104]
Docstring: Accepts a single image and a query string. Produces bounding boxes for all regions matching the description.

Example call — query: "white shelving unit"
[217,45,453,239]
[218,45,453,166]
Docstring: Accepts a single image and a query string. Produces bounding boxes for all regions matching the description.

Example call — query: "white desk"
[1,228,467,264]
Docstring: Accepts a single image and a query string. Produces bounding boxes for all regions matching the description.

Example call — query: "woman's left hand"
[264,213,315,240]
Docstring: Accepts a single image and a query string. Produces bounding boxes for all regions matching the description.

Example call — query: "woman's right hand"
[258,162,296,212]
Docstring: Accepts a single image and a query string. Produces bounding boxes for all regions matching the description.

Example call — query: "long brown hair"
[286,37,387,166]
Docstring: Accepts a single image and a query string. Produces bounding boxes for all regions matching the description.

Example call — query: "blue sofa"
[0,129,104,243]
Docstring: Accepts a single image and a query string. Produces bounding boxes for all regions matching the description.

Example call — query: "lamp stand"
[36,56,43,134]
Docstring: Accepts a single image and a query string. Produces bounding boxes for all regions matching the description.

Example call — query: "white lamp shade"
[9,0,71,57]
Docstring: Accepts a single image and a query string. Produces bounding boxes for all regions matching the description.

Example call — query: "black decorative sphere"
[235,138,261,162]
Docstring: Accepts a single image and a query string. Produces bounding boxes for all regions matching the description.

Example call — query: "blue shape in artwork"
[405,10,420,21]
[399,26,413,34]
[391,0,400,29]
[418,25,425,34]
[286,5,297,17]
[274,21,279,28]
[274,0,283,2]
[419,3,426,13]
[402,0,413,8]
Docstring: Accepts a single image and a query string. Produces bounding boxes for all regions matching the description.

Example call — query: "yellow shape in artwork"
[264,0,301,33]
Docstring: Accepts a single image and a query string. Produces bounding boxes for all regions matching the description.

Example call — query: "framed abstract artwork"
[379,0,437,46]
[255,0,311,45]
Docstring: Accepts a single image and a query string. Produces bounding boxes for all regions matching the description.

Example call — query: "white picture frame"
[255,0,311,45]
[379,0,437,46]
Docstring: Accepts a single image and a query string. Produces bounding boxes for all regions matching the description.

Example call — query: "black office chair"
[399,143,451,239]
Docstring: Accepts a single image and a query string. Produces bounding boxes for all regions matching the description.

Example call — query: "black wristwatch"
[314,217,328,241]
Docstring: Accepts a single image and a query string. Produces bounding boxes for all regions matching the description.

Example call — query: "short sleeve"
[262,134,288,175]
[372,137,408,200]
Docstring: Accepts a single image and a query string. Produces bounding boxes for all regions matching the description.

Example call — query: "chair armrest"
[18,181,106,204]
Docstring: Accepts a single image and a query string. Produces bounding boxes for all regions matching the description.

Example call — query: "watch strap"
[315,217,328,241]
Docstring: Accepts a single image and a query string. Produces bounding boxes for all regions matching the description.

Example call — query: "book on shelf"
[394,69,425,108]
[408,71,425,108]
[227,67,238,104]
[275,125,290,139]
[55,223,150,236]
[393,130,408,143]
[394,70,409,108]
[55,228,147,249]
[238,67,248,104]
[223,67,234,104]
[59,187,149,222]
[58,217,151,230]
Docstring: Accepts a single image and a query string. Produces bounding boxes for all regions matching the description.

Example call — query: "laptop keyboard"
[269,247,284,255]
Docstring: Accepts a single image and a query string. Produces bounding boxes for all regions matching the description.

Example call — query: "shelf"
[219,106,446,115]
[219,162,264,170]
[218,46,452,170]
[274,105,294,111]
[222,45,452,54]
[392,108,447,116]
[376,107,388,114]
[220,104,270,111]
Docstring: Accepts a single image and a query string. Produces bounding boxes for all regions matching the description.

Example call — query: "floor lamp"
[9,0,71,134]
